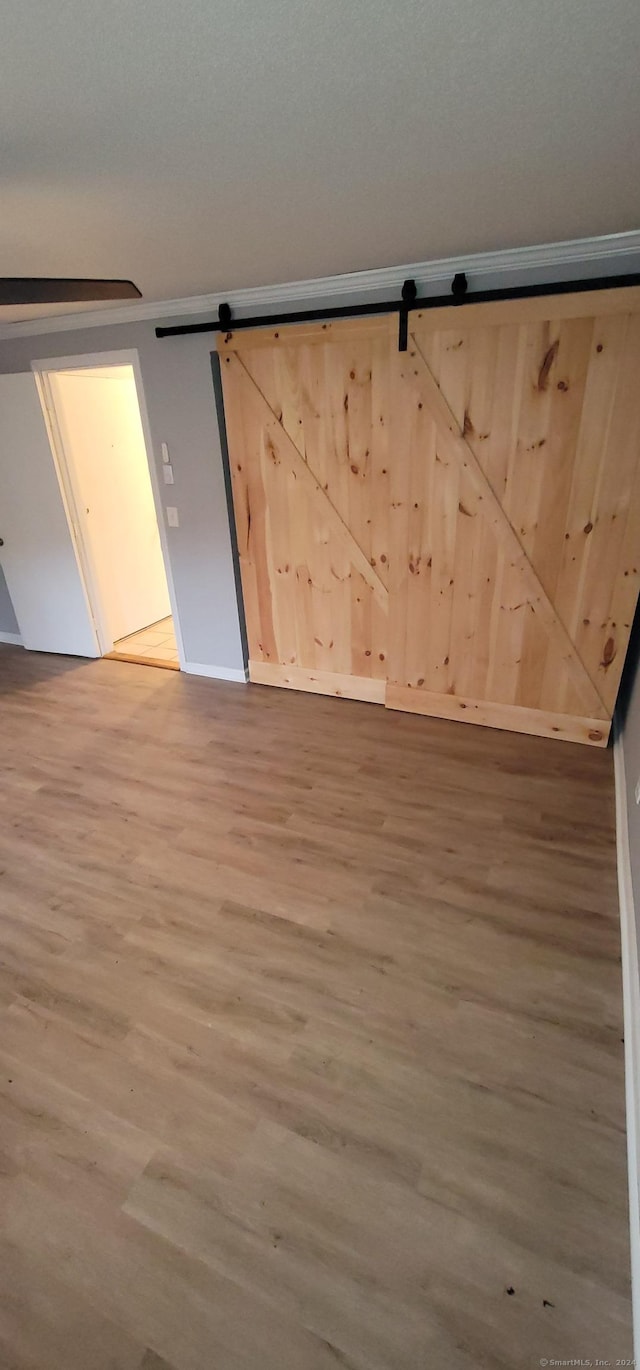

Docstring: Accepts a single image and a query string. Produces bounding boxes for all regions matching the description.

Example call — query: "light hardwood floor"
[0,645,631,1369]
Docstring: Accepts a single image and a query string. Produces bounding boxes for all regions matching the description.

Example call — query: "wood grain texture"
[219,316,392,352]
[386,683,610,745]
[410,283,640,329]
[250,660,386,702]
[219,287,640,746]
[104,651,180,671]
[219,336,390,682]
[400,305,640,730]
[395,333,608,720]
[227,352,388,612]
[0,645,631,1368]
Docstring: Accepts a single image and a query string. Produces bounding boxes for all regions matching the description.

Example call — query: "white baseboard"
[0,631,22,645]
[182,661,248,683]
[613,727,640,1362]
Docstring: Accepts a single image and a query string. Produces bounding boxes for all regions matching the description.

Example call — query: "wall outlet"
[163,464,174,485]
[166,506,179,527]
[635,777,640,806]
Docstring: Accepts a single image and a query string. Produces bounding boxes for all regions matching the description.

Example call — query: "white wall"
[620,634,640,909]
[49,367,171,645]
[616,625,640,1362]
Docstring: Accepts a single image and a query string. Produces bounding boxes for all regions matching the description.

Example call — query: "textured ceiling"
[2,0,640,320]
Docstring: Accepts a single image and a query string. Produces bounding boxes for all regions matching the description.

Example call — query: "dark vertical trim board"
[210,352,249,669]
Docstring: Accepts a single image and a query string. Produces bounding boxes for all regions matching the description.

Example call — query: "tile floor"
[112,615,179,665]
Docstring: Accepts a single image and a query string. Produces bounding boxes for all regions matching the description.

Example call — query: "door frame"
[32,348,185,667]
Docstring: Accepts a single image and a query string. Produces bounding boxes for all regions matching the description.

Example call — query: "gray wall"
[0,319,245,668]
[0,566,19,634]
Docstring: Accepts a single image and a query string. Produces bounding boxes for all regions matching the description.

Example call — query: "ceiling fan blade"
[0,278,142,306]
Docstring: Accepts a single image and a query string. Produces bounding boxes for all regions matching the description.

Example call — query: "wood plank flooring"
[0,645,631,1369]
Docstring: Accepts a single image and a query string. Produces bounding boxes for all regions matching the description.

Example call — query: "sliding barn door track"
[155,270,640,350]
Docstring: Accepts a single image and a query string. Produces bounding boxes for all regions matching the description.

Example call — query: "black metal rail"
[155,271,640,351]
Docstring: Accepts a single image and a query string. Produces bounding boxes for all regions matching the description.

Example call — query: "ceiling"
[2,0,640,323]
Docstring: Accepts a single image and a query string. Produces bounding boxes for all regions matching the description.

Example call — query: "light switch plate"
[163,464,174,485]
[635,777,640,806]
[161,442,170,464]
[166,506,179,527]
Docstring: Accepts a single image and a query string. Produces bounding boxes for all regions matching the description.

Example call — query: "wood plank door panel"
[218,321,391,702]
[219,287,640,746]
[389,324,610,732]
[387,294,640,745]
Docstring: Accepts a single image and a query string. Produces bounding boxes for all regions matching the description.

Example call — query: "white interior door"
[0,373,98,656]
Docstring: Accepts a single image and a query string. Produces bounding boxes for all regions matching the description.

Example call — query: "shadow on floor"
[0,645,96,695]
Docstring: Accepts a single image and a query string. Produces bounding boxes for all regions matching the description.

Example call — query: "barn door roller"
[155,270,640,342]
[397,279,417,352]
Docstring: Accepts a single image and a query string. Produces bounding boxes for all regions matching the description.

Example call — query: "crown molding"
[1,230,639,341]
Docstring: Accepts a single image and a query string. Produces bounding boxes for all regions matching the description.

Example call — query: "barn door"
[218,319,391,702]
[386,291,640,746]
[218,286,640,746]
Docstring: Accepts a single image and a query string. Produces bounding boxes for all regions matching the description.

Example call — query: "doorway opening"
[37,356,182,671]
